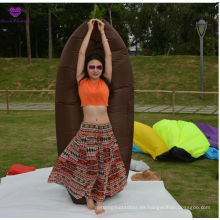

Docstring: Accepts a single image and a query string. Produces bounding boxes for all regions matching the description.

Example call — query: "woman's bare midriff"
[82,105,110,124]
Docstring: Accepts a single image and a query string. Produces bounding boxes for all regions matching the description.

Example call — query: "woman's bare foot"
[86,198,95,210]
[95,201,105,214]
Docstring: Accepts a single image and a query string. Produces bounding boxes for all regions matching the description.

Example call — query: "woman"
[48,18,127,215]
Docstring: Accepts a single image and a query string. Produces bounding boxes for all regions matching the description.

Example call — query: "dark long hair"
[83,54,112,94]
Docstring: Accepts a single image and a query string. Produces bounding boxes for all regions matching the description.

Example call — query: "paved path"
[0,103,218,114]
[134,104,218,115]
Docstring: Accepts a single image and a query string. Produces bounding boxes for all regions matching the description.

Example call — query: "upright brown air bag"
[55,19,134,204]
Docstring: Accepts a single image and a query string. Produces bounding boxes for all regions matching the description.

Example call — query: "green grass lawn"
[132,55,218,106]
[0,56,218,106]
[0,110,218,218]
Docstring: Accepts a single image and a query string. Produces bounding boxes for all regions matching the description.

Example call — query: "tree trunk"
[167,47,171,56]
[211,17,216,56]
[25,4,31,64]
[48,7,52,59]
[35,30,39,58]
[135,43,137,56]
[18,33,22,57]
[15,41,18,57]
[109,4,113,26]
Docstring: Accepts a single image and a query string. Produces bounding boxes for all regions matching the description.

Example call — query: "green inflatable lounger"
[55,19,134,204]
[153,119,209,162]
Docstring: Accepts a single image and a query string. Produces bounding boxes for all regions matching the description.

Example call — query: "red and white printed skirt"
[48,122,127,202]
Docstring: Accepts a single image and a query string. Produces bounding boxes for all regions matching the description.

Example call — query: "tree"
[48,7,52,58]
[89,3,106,19]
[123,3,151,53]
[108,3,113,26]
[24,4,31,64]
[0,3,217,58]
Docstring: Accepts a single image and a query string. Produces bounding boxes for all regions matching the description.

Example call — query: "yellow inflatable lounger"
[133,121,168,160]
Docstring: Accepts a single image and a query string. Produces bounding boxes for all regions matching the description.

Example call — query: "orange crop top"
[78,77,109,107]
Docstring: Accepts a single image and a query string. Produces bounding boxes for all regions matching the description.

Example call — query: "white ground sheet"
[0,167,192,218]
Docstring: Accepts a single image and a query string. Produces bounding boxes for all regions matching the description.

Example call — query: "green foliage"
[0,3,218,57]
[89,3,106,19]
[125,3,218,56]
[174,41,198,55]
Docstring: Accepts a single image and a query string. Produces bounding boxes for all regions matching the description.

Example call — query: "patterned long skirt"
[48,122,127,202]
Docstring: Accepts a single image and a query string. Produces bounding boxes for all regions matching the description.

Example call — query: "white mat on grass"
[0,167,192,218]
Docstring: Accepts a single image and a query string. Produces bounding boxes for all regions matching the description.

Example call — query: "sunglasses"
[88,65,103,70]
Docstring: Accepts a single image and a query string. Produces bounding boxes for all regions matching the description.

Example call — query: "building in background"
[128,33,141,56]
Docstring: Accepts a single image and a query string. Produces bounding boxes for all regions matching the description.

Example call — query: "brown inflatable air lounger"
[55,19,134,204]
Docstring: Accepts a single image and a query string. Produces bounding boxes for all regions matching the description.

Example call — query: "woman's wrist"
[88,28,93,33]
[102,38,108,44]
[101,32,106,39]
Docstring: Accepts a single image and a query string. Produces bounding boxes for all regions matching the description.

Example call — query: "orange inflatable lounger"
[55,19,134,204]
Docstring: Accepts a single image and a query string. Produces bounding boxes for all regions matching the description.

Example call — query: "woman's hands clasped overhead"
[87,18,96,31]
[96,19,105,34]
[87,18,105,34]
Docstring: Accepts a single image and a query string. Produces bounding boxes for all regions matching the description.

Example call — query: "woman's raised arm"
[76,19,96,84]
[97,19,112,83]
